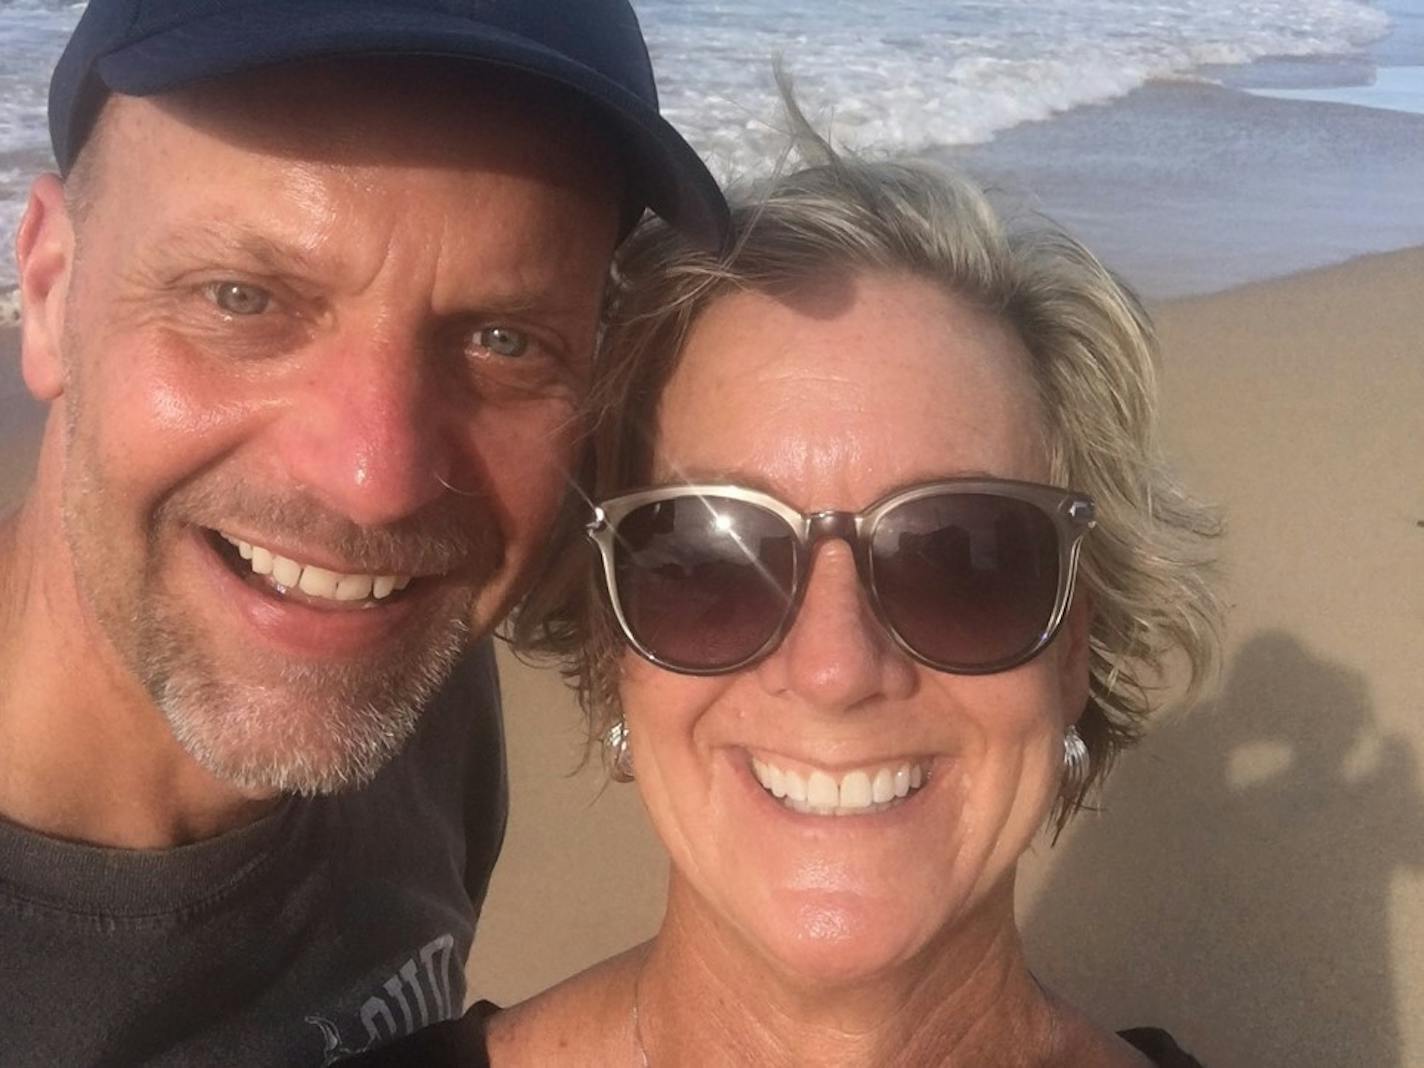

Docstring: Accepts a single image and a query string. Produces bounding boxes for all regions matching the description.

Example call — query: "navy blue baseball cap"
[48,0,729,248]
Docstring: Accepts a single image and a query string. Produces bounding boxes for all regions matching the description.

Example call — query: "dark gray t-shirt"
[0,641,507,1067]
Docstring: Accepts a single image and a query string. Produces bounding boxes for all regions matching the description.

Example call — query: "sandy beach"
[3,248,1421,1065]
[0,322,42,509]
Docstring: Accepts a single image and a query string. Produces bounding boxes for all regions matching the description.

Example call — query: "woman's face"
[620,270,1091,984]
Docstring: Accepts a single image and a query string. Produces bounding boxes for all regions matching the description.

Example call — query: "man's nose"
[755,541,917,710]
[275,332,459,528]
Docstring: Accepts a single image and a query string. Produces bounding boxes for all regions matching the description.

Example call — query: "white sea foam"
[0,0,1395,285]
[0,1,82,153]
[639,0,1392,179]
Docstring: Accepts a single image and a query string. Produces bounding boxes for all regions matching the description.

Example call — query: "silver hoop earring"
[604,718,635,783]
[1061,725,1089,799]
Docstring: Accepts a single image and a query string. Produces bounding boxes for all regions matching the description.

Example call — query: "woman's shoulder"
[485,944,645,1066]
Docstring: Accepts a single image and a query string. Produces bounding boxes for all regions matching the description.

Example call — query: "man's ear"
[15,172,75,402]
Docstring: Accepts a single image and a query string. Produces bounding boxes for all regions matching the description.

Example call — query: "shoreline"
[5,17,1424,302]
[938,77,1424,299]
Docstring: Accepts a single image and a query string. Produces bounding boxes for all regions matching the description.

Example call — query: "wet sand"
[938,80,1424,299]
[0,325,42,510]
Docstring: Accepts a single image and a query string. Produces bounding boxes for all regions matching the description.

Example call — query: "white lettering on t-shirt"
[307,932,459,1064]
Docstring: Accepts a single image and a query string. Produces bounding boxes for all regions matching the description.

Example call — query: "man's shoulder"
[424,640,502,727]
[379,638,507,911]
[340,637,505,822]
[383,639,502,780]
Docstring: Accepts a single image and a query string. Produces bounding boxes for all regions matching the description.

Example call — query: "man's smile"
[191,522,467,654]
[210,528,417,608]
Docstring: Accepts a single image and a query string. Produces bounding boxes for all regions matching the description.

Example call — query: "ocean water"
[637,0,1391,175]
[0,0,1417,294]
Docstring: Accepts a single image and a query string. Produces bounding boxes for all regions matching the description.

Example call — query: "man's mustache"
[158,481,498,577]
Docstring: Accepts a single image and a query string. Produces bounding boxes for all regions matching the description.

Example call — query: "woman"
[351,135,1221,1066]
[477,132,1224,1066]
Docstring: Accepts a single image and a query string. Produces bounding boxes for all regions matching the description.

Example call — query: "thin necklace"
[630,961,651,1067]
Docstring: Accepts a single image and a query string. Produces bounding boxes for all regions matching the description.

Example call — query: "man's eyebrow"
[442,270,610,321]
[144,223,327,276]
[450,292,589,319]
[139,225,603,320]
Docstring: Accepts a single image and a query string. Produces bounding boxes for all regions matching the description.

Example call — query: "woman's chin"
[747,896,934,989]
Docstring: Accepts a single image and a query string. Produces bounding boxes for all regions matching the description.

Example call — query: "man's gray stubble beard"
[57,372,488,795]
[141,599,472,795]
[63,475,480,793]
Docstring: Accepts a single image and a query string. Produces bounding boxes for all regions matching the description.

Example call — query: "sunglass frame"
[586,477,1096,677]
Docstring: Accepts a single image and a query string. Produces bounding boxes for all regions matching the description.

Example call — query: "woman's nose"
[755,540,916,710]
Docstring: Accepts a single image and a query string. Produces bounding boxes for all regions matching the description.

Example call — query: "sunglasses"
[586,478,1095,677]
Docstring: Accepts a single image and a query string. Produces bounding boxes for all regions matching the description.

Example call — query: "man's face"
[42,69,619,794]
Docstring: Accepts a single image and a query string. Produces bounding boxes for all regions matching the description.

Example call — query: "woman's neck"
[633,875,1061,1068]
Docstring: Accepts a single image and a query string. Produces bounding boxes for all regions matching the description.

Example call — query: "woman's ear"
[15,173,75,403]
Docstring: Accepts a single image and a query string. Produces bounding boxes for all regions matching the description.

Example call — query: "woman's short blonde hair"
[513,137,1222,828]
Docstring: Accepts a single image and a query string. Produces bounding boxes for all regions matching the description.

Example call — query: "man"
[0,2,726,1064]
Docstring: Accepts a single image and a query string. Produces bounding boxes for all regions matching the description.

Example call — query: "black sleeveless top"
[342,1005,1205,1066]
[1119,1027,1206,1066]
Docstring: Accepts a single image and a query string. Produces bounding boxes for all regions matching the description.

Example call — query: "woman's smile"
[746,749,932,816]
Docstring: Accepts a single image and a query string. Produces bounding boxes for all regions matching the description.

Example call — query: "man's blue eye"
[477,325,529,358]
[209,282,271,316]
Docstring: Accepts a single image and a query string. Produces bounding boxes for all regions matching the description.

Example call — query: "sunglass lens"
[613,496,796,671]
[871,493,1060,669]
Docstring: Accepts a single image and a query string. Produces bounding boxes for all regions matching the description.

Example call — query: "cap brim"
[92,8,728,249]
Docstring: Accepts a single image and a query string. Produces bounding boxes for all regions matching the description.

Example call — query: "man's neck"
[0,495,278,851]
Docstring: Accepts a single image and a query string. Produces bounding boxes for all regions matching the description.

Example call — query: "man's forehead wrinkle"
[97,97,341,231]
[422,188,609,319]
[91,89,615,326]
[147,219,331,272]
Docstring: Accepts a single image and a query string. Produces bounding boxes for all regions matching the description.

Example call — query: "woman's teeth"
[751,757,927,816]
[218,532,413,603]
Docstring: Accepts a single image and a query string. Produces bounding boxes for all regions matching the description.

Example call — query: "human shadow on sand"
[1024,631,1423,1068]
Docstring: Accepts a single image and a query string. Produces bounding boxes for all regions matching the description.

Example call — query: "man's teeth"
[220,533,413,602]
[751,757,928,816]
